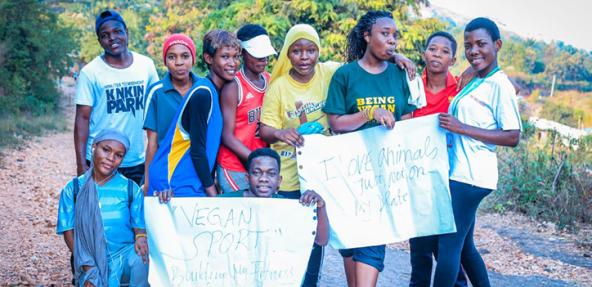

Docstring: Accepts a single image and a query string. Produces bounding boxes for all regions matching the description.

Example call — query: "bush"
[0,0,78,115]
[487,120,592,229]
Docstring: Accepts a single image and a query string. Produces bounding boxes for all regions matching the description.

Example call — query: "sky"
[427,0,591,52]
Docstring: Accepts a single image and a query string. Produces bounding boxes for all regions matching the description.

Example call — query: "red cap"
[162,33,196,65]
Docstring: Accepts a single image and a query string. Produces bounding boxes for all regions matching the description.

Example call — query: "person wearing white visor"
[241,32,277,58]
[217,24,276,195]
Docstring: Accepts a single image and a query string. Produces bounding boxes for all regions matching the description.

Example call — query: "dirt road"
[0,79,590,286]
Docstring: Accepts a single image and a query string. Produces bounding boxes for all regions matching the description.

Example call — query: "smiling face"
[205,46,240,85]
[364,17,398,61]
[464,28,502,77]
[97,20,128,57]
[287,38,319,82]
[243,51,268,75]
[92,140,126,178]
[165,44,193,82]
[423,36,456,74]
[247,156,282,198]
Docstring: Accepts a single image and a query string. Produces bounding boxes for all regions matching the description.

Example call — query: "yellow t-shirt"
[261,61,341,191]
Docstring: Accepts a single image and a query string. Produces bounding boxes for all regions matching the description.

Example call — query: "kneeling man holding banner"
[145,148,328,286]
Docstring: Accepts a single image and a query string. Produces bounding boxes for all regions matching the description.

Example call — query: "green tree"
[540,101,584,128]
[0,0,78,114]
[144,0,436,72]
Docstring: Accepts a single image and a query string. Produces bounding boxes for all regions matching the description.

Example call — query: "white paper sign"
[297,114,455,249]
[145,197,317,287]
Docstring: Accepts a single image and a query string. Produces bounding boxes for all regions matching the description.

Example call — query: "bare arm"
[74,105,91,175]
[63,230,74,252]
[143,130,158,194]
[457,66,521,96]
[300,190,329,246]
[259,124,304,147]
[221,81,252,162]
[134,228,148,264]
[390,53,417,78]
[439,113,520,147]
[327,112,367,133]
[327,107,396,133]
[456,65,476,91]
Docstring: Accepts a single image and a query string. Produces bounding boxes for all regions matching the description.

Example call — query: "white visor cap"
[240,34,277,58]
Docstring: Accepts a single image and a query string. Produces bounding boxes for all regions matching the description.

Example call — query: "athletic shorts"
[339,245,386,272]
[217,166,249,194]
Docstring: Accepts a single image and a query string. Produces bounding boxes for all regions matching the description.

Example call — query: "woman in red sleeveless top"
[217,24,277,193]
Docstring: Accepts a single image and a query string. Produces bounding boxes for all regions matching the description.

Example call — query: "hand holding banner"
[145,197,317,287]
[297,114,456,249]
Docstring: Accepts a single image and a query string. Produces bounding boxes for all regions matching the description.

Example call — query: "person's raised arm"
[220,80,252,162]
[185,88,218,196]
[390,53,417,78]
[74,105,91,175]
[300,190,329,246]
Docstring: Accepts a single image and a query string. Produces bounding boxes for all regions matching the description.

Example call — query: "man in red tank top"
[217,24,277,193]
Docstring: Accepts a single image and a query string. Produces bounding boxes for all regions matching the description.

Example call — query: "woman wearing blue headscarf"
[57,129,148,286]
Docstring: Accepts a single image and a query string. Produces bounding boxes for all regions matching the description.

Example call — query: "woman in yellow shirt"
[260,24,338,286]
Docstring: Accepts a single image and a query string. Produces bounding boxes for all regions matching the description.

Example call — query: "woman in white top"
[435,17,522,287]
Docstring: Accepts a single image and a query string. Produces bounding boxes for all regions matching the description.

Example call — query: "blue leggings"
[433,180,492,287]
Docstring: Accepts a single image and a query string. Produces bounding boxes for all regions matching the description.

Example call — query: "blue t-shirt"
[143,72,201,145]
[75,52,159,167]
[56,173,145,257]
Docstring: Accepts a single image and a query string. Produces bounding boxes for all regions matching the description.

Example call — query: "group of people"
[56,7,521,287]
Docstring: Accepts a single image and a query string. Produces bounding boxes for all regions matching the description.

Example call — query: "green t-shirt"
[323,61,415,131]
[217,190,284,198]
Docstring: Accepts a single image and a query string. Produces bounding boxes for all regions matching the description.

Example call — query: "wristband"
[365,106,378,121]
[135,233,147,240]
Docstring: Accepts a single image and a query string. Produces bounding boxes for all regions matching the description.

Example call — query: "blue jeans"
[433,180,492,287]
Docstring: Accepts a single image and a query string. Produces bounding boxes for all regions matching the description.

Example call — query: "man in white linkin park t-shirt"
[74,9,159,184]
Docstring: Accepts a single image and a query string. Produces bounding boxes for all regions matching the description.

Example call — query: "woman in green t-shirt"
[323,11,416,287]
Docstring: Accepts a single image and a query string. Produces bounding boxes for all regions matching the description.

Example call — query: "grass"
[0,111,67,151]
[482,123,592,230]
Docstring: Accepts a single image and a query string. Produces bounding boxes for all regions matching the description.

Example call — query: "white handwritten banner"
[145,197,317,287]
[297,114,455,249]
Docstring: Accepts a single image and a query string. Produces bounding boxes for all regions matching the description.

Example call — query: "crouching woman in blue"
[57,129,148,287]
[435,17,521,287]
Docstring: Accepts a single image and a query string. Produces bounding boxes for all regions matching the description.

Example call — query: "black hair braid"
[346,10,393,62]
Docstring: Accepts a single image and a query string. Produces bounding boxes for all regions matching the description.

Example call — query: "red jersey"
[217,69,270,172]
[413,70,458,118]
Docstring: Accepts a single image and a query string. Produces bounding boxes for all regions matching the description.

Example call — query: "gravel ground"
[0,78,590,286]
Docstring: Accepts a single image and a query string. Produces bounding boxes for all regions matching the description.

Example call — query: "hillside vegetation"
[1,0,591,227]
